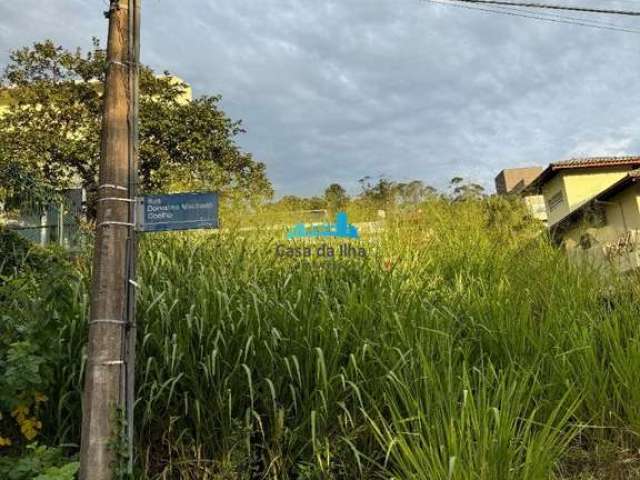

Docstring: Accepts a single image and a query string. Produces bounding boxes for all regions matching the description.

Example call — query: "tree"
[269,195,326,212]
[0,151,59,212]
[0,39,272,217]
[324,183,349,212]
[395,180,437,205]
[358,176,396,207]
[449,177,485,201]
[271,195,307,212]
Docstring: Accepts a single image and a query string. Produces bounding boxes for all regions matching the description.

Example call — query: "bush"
[0,227,67,281]
[0,226,83,473]
[0,444,78,480]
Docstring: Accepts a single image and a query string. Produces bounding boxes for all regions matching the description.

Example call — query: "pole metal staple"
[97,197,136,203]
[88,319,128,326]
[98,183,129,192]
[97,221,136,228]
[108,60,136,69]
[90,360,125,366]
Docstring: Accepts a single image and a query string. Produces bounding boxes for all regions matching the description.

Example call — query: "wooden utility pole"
[125,0,140,473]
[80,0,139,478]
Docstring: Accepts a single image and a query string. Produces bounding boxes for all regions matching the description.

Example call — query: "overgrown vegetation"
[2,197,640,479]
[0,227,81,478]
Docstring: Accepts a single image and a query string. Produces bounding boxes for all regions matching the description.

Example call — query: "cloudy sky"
[1,0,639,196]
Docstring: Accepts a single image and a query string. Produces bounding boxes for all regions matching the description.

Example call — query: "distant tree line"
[265,176,486,213]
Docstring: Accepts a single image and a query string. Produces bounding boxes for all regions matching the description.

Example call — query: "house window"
[548,191,563,211]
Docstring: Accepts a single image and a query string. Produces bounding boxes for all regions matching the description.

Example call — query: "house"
[495,166,547,221]
[527,156,640,272]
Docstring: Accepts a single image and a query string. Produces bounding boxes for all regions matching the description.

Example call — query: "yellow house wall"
[562,169,629,212]
[542,175,568,225]
[603,184,640,231]
[561,183,640,273]
[543,168,631,227]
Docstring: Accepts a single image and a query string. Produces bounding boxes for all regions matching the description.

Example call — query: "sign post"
[137,192,219,232]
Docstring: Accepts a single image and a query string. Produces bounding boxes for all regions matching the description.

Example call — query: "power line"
[490,2,640,29]
[435,0,640,33]
[424,0,640,33]
[451,0,640,16]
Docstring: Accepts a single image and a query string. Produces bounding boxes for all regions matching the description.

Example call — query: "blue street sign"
[137,192,219,232]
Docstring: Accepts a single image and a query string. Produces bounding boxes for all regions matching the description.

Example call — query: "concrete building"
[495,166,543,194]
[495,166,547,222]
[528,156,640,272]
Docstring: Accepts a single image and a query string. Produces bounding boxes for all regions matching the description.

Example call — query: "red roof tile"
[552,156,640,168]
[528,156,640,191]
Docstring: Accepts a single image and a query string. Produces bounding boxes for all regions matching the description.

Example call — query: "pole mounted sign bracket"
[136,191,219,232]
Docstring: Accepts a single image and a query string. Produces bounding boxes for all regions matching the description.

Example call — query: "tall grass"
[4,197,640,478]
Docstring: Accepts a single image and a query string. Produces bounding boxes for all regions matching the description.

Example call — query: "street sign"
[137,192,219,232]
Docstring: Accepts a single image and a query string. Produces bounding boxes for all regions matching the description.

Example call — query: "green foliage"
[356,176,438,208]
[262,178,439,225]
[0,342,48,410]
[0,39,272,216]
[269,194,327,212]
[34,462,80,480]
[324,183,349,213]
[0,227,66,281]
[449,176,486,200]
[107,408,132,480]
[0,155,59,211]
[3,197,640,478]
[0,444,78,480]
[141,94,271,199]
[0,226,84,460]
[395,179,437,204]
[368,364,580,480]
[358,175,398,206]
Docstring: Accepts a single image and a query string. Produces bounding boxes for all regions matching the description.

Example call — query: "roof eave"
[548,173,640,234]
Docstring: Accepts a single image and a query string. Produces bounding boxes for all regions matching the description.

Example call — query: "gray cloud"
[2,0,639,195]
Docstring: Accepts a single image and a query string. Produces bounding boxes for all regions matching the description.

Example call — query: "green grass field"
[3,197,640,479]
